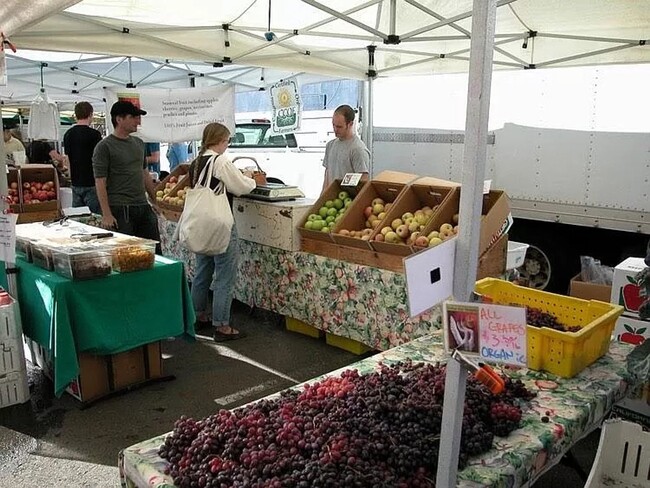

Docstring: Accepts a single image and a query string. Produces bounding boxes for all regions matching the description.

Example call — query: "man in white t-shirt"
[3,120,26,163]
[321,104,370,191]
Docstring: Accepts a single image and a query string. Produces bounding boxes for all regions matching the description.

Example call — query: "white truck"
[372,123,649,291]
[228,117,327,199]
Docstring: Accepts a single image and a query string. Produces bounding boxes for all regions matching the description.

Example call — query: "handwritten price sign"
[444,302,527,367]
[478,304,527,366]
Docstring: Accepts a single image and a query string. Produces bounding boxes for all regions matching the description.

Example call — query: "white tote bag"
[177,155,233,255]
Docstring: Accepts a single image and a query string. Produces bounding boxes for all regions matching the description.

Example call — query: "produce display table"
[16,255,196,397]
[118,333,636,488]
[158,216,441,351]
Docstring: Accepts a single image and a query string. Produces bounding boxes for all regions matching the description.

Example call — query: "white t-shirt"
[322,135,370,182]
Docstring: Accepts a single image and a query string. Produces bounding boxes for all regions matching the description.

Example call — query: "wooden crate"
[154,163,190,193]
[19,165,60,213]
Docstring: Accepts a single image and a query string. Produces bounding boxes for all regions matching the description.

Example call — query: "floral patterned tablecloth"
[158,216,441,351]
[119,333,636,488]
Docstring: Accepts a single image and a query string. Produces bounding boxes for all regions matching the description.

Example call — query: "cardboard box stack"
[0,292,29,408]
[610,257,649,426]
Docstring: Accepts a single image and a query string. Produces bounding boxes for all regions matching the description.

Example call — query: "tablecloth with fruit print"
[157,216,442,351]
[119,333,637,488]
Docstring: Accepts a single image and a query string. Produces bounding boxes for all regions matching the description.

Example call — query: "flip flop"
[213,329,247,342]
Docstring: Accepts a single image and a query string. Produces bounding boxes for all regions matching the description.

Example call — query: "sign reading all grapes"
[443,302,527,367]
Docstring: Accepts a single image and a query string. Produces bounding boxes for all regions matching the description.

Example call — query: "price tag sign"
[483,179,492,194]
[443,301,527,367]
[341,173,363,187]
[0,213,18,264]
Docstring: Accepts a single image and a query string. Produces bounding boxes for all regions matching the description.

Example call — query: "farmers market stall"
[158,215,441,351]
[118,332,637,488]
[13,220,196,399]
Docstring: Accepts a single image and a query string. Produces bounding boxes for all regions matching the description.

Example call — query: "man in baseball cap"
[92,100,161,249]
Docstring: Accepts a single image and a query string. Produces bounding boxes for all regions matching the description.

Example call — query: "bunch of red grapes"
[159,361,535,488]
[525,307,581,332]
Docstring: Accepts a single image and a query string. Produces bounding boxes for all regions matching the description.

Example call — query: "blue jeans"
[191,226,239,325]
[72,186,101,215]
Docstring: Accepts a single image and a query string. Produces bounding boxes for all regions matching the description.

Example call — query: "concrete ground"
[0,302,596,487]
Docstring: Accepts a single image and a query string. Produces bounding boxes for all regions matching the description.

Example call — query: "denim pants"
[191,225,239,325]
[72,186,101,215]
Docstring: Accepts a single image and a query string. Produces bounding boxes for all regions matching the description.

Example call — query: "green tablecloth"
[16,256,196,397]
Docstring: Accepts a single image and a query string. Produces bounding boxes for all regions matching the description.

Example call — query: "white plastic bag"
[177,155,233,255]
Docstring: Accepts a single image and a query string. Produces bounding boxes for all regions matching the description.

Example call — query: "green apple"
[318,207,329,218]
[311,220,324,231]
[321,227,330,233]
[325,200,334,208]
[325,215,336,224]
[327,208,338,217]
[333,198,344,210]
[344,198,353,207]
[308,214,320,221]
[338,191,349,200]
[305,221,314,230]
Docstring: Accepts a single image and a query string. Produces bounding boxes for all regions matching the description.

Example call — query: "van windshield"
[230,124,297,148]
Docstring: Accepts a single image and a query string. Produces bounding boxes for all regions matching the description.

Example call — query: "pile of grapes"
[525,307,581,332]
[159,361,535,488]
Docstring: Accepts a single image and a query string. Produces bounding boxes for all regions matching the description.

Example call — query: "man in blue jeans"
[63,101,102,214]
[92,101,161,252]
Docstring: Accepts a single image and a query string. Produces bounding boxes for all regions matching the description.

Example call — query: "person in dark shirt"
[63,102,103,214]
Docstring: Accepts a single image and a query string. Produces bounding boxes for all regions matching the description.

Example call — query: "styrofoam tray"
[506,240,529,270]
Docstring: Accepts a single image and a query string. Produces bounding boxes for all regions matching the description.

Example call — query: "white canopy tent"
[2,0,649,80]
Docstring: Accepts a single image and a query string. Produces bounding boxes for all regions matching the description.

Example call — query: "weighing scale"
[246,183,305,202]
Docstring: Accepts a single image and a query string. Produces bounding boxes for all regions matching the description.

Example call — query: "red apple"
[47,191,56,199]
[34,182,42,190]
[10,182,17,190]
[363,206,373,219]
[23,182,30,189]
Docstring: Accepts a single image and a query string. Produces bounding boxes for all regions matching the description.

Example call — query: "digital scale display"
[246,183,305,202]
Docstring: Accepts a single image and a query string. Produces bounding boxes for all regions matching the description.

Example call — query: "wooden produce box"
[301,232,506,278]
[154,163,189,193]
[24,337,163,403]
[19,164,60,213]
[370,184,457,256]
[234,197,315,252]
[297,179,365,244]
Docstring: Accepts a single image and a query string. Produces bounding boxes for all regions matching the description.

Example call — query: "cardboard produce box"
[6,168,22,213]
[298,179,364,244]
[24,337,163,403]
[611,257,648,319]
[370,184,457,256]
[569,273,612,303]
[19,164,60,212]
[331,180,407,250]
[614,314,648,345]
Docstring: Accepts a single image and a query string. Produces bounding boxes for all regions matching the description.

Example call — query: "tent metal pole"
[436,1,497,486]
[534,43,640,68]
[389,0,397,36]
[300,0,388,40]
[367,76,374,170]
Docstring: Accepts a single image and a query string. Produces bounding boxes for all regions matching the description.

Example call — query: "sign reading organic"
[443,302,527,367]
[104,85,235,143]
[270,79,301,134]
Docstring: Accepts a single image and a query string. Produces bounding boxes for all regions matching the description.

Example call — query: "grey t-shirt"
[322,135,370,181]
[92,134,147,206]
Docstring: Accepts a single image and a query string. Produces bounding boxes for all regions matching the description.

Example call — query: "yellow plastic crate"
[325,333,372,355]
[475,278,624,378]
[285,317,323,338]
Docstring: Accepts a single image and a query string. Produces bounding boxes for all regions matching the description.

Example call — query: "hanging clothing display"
[28,91,60,141]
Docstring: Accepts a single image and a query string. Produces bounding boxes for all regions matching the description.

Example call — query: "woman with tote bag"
[187,123,256,341]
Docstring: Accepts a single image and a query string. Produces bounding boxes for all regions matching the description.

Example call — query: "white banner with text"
[104,85,235,143]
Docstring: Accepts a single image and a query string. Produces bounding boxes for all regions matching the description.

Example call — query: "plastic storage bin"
[585,419,650,488]
[475,278,624,378]
[0,370,30,407]
[31,241,56,270]
[51,247,112,280]
[111,241,156,273]
[16,236,35,262]
[506,241,529,270]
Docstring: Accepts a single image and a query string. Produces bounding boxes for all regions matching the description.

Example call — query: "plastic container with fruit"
[16,236,36,262]
[111,240,157,273]
[51,246,113,280]
[31,241,58,270]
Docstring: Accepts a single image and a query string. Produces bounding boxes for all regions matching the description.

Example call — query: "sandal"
[213,328,247,342]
